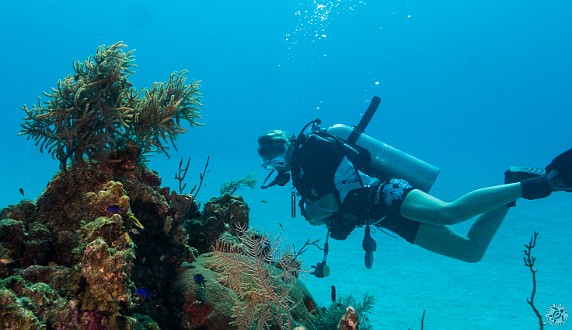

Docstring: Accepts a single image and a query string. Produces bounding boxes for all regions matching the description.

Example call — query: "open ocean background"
[1,1,571,329]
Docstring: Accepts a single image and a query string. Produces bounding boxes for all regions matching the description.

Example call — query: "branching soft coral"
[209,224,300,330]
[131,70,202,157]
[219,173,257,195]
[19,41,202,169]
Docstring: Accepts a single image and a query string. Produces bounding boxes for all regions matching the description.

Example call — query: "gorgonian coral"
[209,224,300,329]
[20,41,202,169]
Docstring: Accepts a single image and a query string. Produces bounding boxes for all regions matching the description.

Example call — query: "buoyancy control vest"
[292,97,441,273]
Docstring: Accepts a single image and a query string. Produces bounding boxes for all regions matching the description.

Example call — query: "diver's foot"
[504,167,545,184]
[546,148,572,192]
[504,167,545,207]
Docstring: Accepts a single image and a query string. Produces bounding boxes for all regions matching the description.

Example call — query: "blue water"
[1,1,571,329]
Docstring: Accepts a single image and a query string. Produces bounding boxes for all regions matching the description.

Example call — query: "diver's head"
[257,130,294,172]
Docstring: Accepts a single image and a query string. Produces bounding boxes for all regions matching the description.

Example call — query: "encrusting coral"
[185,194,250,253]
[19,41,202,169]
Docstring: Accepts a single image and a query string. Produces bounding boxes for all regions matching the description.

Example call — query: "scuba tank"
[327,96,440,192]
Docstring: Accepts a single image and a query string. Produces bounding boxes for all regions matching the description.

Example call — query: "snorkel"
[260,169,291,189]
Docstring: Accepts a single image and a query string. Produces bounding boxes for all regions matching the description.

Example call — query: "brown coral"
[186,194,250,253]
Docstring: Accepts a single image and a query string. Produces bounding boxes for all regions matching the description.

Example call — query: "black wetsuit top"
[291,133,421,243]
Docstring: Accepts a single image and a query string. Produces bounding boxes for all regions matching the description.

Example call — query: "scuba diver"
[257,98,572,275]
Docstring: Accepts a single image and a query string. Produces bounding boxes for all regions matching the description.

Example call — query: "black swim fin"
[504,167,544,207]
[521,148,572,200]
[504,167,545,184]
[546,148,572,191]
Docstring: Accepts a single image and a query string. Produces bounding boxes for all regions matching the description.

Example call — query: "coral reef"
[0,149,197,328]
[19,41,202,169]
[0,151,323,329]
[1,41,366,329]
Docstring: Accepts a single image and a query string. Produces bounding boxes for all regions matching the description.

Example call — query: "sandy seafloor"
[1,0,572,329]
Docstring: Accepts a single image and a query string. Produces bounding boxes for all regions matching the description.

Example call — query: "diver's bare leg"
[399,184,521,225]
[412,206,509,262]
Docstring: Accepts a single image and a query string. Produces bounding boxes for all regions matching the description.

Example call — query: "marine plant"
[209,224,299,329]
[523,231,545,329]
[174,155,211,197]
[19,41,202,169]
[219,173,257,195]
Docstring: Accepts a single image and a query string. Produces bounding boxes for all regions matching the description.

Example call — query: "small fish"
[19,188,25,197]
[193,273,205,286]
[260,200,268,203]
[0,258,15,265]
[134,287,154,299]
[106,205,122,214]
[129,214,145,230]
[129,228,140,235]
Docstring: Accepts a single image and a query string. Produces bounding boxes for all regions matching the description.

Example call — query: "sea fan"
[209,224,299,330]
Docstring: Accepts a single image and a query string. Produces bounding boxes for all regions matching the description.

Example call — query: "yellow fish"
[129,214,145,230]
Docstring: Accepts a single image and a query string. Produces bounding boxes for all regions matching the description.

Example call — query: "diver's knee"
[460,243,487,263]
[462,251,484,263]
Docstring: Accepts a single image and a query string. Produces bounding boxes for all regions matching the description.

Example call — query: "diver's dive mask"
[261,154,288,172]
[260,148,291,189]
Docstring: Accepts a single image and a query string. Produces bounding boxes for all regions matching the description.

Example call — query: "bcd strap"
[346,127,363,146]
[346,96,381,145]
